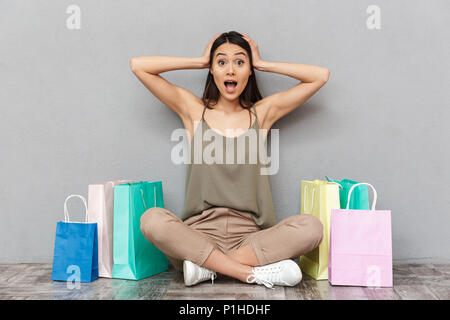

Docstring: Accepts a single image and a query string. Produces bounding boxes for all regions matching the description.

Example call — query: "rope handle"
[303,185,315,212]
[63,194,88,222]
[346,183,377,211]
[325,176,344,190]
[303,180,342,212]
[140,183,158,210]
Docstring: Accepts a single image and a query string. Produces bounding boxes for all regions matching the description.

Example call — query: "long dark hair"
[201,31,263,128]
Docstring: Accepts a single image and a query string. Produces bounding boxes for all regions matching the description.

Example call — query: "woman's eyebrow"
[216,52,246,57]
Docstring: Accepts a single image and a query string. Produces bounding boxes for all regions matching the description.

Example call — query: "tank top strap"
[252,103,260,129]
[252,103,258,120]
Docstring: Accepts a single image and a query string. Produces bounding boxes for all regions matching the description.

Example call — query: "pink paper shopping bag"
[328,183,393,287]
[88,180,135,278]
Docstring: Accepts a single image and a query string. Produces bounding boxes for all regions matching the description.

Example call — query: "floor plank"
[0,263,449,300]
[394,284,439,300]
[426,283,450,300]
[163,274,286,300]
[362,287,401,300]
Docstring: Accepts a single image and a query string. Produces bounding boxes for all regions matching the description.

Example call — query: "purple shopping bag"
[328,183,392,287]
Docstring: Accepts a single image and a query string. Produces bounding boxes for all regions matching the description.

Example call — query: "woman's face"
[210,42,252,100]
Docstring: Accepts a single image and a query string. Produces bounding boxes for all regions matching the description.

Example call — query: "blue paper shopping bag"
[51,194,99,282]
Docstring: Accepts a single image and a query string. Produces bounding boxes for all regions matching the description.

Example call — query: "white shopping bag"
[87,180,134,278]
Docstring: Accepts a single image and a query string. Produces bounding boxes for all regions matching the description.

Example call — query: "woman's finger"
[243,35,255,46]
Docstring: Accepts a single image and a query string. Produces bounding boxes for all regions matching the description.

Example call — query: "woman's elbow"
[322,68,330,82]
[130,58,140,72]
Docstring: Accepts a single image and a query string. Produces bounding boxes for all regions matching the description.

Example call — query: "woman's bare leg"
[225,245,259,266]
[201,248,253,283]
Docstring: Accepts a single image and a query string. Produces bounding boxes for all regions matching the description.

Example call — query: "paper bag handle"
[106,180,130,188]
[140,183,157,210]
[64,194,88,222]
[303,180,342,212]
[303,185,315,212]
[346,183,377,211]
[325,176,343,190]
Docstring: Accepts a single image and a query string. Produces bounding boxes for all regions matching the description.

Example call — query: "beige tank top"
[181,103,277,229]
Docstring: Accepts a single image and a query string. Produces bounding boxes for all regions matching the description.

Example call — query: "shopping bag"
[52,195,99,282]
[87,180,135,278]
[329,183,393,287]
[298,180,340,280]
[112,181,169,280]
[325,176,370,210]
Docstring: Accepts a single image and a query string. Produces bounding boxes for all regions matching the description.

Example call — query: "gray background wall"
[1,0,449,263]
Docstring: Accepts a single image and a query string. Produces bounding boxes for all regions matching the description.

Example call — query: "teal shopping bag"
[112,181,169,280]
[325,176,370,210]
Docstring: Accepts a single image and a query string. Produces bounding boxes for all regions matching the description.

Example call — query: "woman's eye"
[218,60,244,66]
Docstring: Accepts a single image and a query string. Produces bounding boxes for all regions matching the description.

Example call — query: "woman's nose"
[227,65,235,74]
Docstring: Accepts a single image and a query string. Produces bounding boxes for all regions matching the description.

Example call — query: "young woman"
[131,31,330,289]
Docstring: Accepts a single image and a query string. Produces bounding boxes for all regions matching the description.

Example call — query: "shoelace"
[246,274,274,289]
[246,265,284,289]
[199,267,217,285]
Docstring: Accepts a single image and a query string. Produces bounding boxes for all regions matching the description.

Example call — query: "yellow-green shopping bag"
[299,180,341,280]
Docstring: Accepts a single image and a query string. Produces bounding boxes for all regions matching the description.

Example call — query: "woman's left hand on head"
[242,34,263,70]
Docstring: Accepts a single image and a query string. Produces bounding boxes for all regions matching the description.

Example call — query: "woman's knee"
[140,207,174,244]
[292,214,324,249]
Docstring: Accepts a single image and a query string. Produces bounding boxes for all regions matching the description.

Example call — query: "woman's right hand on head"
[200,33,221,68]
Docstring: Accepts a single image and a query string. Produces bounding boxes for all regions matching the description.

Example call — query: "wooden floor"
[0,263,449,300]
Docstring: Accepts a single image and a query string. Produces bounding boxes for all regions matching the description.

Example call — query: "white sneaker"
[183,260,217,286]
[246,259,302,289]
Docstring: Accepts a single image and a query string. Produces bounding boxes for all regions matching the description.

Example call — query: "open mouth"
[224,81,238,93]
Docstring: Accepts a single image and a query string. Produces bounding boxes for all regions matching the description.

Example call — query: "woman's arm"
[242,34,330,130]
[255,60,329,83]
[130,56,207,75]
[130,35,220,122]
[130,56,207,121]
